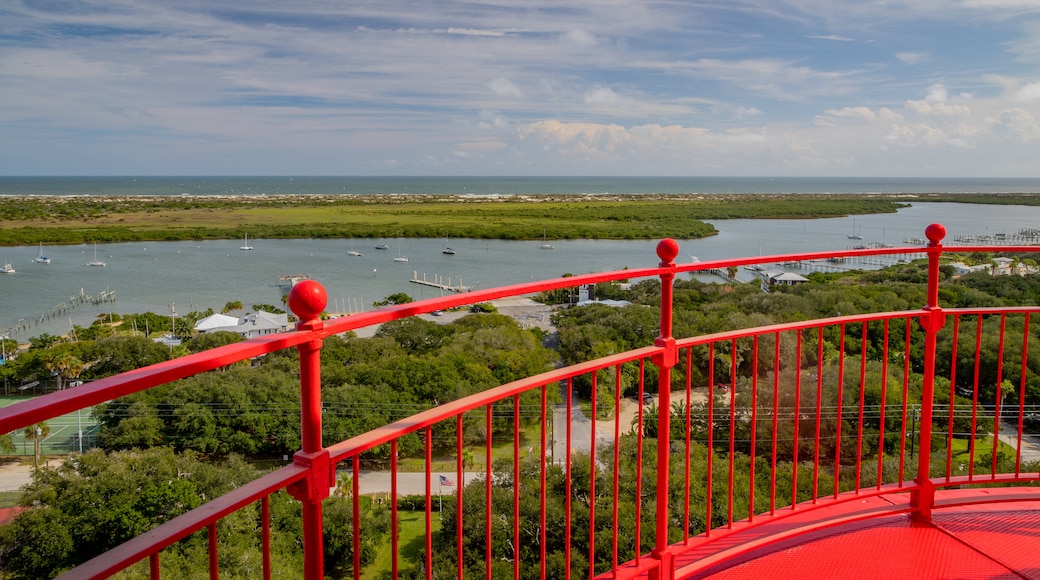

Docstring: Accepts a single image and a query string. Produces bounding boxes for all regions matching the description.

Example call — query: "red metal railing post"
[286,281,332,579]
[912,224,947,521]
[650,239,679,580]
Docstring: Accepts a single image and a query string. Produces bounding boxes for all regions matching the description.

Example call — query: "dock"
[410,271,472,293]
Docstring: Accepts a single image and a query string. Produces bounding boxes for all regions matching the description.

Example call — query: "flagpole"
[438,479,443,519]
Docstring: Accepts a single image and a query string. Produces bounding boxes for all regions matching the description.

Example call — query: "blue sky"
[2,1,1040,177]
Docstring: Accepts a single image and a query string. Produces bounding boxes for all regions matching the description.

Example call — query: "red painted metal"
[208,522,218,580]
[4,227,1038,580]
[539,384,548,580]
[992,314,1007,478]
[682,352,693,542]
[484,404,492,580]
[391,439,399,580]
[791,332,802,510]
[651,238,679,579]
[945,315,959,482]
[835,325,846,499]
[877,320,889,491]
[149,553,159,579]
[747,336,759,523]
[705,344,714,538]
[565,377,573,579]
[262,496,271,580]
[589,372,598,579]
[635,359,644,561]
[616,363,626,574]
[812,327,824,503]
[424,428,432,580]
[455,415,464,580]
[351,458,360,580]
[1016,313,1030,475]
[513,394,521,580]
[971,314,983,481]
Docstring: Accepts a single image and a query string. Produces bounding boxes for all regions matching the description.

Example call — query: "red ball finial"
[288,280,327,322]
[657,238,680,263]
[925,223,947,244]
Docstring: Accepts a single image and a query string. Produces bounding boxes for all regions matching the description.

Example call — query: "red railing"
[2,223,1039,579]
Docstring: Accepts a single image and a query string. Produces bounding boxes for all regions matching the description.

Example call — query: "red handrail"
[1,224,1039,579]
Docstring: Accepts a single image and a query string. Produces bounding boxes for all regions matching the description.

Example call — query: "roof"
[770,272,809,282]
[240,311,288,332]
[194,313,240,331]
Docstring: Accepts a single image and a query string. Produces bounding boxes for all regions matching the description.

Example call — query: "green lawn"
[362,510,440,580]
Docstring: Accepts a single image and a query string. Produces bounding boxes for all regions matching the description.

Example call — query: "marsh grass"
[0,194,914,245]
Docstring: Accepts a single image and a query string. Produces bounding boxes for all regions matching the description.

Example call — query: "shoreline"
[8,192,1040,248]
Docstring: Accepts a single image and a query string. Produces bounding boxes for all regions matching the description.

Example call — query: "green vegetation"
[3,255,1040,577]
[0,193,918,245]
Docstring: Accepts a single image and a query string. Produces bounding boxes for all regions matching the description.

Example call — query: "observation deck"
[1,223,1038,579]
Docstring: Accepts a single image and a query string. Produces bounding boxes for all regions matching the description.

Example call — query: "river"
[3,202,1040,340]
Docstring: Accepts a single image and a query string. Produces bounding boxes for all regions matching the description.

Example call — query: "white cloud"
[1015,82,1040,102]
[584,86,622,105]
[560,29,598,48]
[993,107,1040,141]
[489,78,523,98]
[807,35,854,42]
[896,52,929,65]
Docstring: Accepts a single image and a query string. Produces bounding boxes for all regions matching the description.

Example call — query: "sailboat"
[33,243,51,264]
[347,239,362,257]
[239,234,254,251]
[442,233,455,255]
[847,219,863,240]
[87,243,106,267]
[540,227,554,250]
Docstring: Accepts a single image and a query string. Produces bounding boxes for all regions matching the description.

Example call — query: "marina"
[4,201,1040,339]
[409,271,472,293]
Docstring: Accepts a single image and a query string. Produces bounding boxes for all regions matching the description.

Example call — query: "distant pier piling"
[410,271,472,292]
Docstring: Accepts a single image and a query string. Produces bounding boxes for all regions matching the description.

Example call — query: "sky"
[2,1,1040,177]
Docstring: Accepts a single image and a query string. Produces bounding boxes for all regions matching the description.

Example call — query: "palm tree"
[23,422,50,469]
[44,352,84,390]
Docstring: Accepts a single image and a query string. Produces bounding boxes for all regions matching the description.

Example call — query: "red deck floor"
[690,500,1040,579]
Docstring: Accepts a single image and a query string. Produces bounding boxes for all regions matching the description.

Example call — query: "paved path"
[997,420,1040,465]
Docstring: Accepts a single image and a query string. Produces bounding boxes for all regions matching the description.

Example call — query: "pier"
[410,271,472,293]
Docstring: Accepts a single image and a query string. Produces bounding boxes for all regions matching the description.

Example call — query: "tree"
[372,292,414,307]
[22,422,49,470]
[44,352,84,390]
[222,300,243,315]
[82,335,170,379]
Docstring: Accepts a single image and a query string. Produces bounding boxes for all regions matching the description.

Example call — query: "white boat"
[848,219,863,240]
[442,233,456,255]
[393,256,409,262]
[540,228,554,250]
[240,234,254,251]
[87,243,106,267]
[1,262,15,274]
[374,244,390,250]
[33,243,51,264]
[347,239,362,257]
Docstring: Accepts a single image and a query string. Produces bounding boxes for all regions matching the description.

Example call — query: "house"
[194,313,240,333]
[768,272,809,286]
[235,311,289,339]
[194,311,289,339]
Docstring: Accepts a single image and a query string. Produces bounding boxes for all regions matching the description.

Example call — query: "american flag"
[439,475,454,486]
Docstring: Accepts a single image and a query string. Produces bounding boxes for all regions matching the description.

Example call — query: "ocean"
[3,177,1040,340]
[3,176,1040,197]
